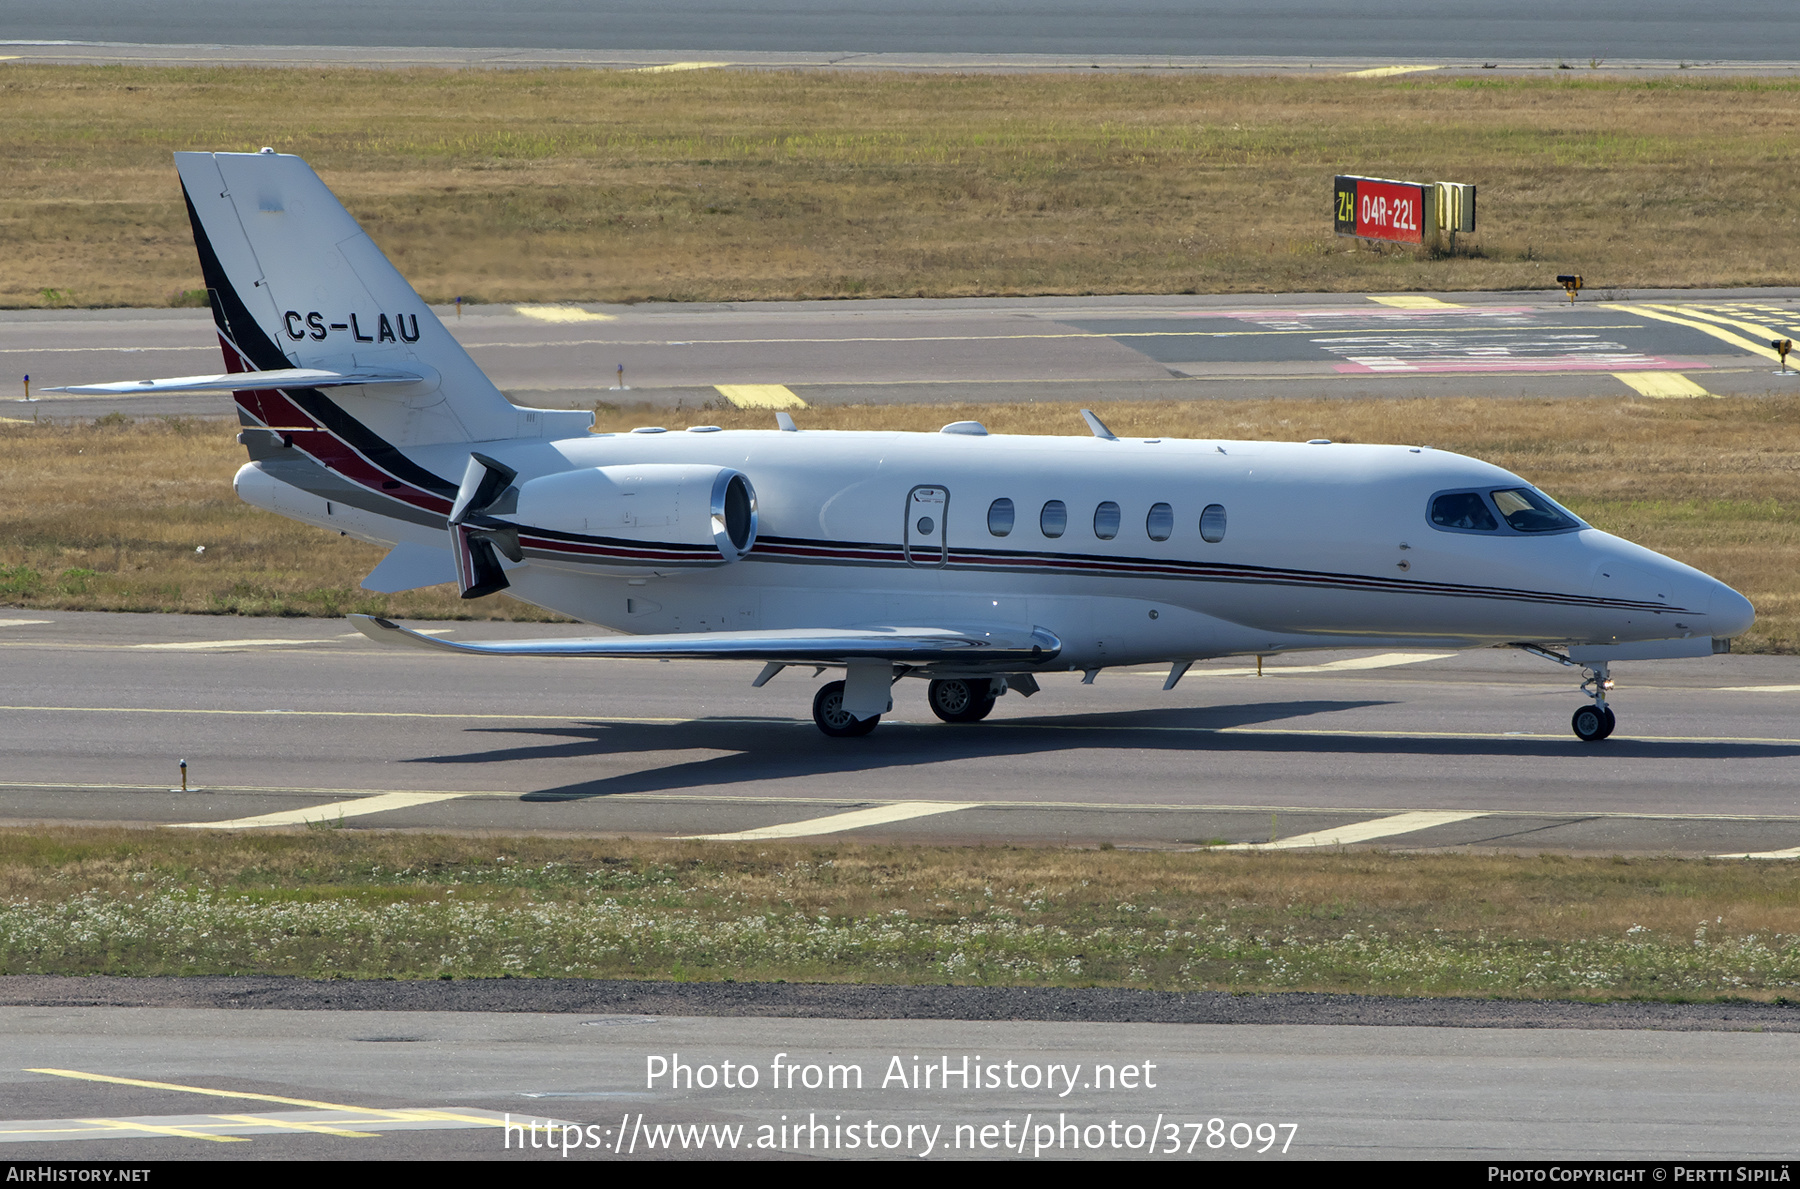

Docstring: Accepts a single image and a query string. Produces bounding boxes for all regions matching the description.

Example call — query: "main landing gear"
[926,678,996,724]
[812,680,880,738]
[1571,660,1616,743]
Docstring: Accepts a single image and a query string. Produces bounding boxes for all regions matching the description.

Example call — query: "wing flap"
[45,368,424,396]
[348,615,1060,666]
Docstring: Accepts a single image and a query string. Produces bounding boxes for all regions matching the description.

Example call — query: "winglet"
[348,614,460,652]
[1080,409,1118,441]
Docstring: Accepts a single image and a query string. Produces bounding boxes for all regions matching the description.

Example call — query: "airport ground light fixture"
[1557,275,1583,303]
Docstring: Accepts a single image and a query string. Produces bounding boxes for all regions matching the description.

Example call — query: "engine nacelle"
[511,464,757,562]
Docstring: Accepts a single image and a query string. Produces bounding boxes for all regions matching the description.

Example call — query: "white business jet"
[53,151,1754,740]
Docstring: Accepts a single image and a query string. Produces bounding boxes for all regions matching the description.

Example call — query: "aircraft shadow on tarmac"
[393,699,1800,801]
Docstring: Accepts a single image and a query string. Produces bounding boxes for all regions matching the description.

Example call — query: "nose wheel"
[1571,659,1616,742]
[813,680,880,737]
[927,678,996,723]
[1571,703,1616,742]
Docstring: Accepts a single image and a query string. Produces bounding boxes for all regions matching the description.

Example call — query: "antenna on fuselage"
[776,411,798,432]
[1080,409,1118,441]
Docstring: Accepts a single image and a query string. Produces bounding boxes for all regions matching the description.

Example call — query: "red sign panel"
[1333,175,1427,245]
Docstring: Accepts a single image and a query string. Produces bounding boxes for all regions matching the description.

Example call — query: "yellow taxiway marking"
[75,1116,249,1143]
[1219,809,1487,851]
[512,305,616,323]
[133,638,336,651]
[1369,295,1463,309]
[681,800,980,841]
[210,1112,380,1139]
[1608,304,1784,362]
[1344,65,1442,78]
[27,1069,509,1129]
[1612,371,1714,398]
[170,790,476,830]
[629,61,732,72]
[714,383,808,409]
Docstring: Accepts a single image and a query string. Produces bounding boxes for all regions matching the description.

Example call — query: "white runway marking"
[170,790,475,830]
[1715,845,1800,860]
[512,304,615,322]
[0,619,51,627]
[680,800,980,841]
[1218,809,1487,851]
[1717,685,1800,693]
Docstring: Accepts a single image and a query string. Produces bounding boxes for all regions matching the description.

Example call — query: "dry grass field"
[3,66,1799,306]
[2,395,1796,650]
[2,828,1796,997]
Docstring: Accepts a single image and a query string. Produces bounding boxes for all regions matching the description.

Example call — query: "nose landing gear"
[1513,645,1619,742]
[1572,660,1616,742]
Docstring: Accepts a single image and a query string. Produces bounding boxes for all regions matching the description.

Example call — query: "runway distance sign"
[1334,175,1429,245]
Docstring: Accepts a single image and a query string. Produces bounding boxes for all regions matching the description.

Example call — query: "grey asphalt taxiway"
[2,611,1798,854]
[10,289,1800,423]
[0,1000,1797,1160]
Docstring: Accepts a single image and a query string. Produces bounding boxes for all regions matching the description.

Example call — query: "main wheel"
[813,680,879,737]
[927,678,996,723]
[1571,704,1615,742]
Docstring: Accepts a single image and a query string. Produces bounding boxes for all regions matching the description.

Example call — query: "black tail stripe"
[182,182,289,372]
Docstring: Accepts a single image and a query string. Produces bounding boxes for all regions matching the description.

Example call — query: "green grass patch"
[4,828,1798,1000]
[4,67,1800,306]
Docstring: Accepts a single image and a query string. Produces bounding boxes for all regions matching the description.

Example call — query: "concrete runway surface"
[0,1005,1796,1159]
[2,611,1798,855]
[9,290,1800,423]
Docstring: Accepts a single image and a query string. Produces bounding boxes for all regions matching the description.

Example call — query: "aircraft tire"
[1571,704,1614,743]
[814,680,879,737]
[928,678,996,724]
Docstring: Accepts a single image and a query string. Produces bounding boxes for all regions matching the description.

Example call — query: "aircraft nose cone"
[1708,580,1756,639]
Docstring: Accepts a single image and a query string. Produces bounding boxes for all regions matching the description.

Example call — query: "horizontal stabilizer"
[45,368,424,396]
[348,615,1061,666]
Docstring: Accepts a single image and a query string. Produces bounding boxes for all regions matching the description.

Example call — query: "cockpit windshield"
[1489,487,1580,533]
[1430,491,1497,531]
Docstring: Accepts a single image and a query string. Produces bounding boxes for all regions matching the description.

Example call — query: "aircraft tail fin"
[174,149,590,446]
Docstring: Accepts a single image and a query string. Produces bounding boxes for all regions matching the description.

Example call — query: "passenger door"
[904,485,948,568]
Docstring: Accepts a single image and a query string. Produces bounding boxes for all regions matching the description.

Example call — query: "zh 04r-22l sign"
[1334,175,1476,246]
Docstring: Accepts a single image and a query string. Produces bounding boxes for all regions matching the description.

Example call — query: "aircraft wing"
[45,367,423,396]
[348,614,1060,666]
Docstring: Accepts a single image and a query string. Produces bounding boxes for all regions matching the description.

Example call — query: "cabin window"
[1040,500,1067,538]
[1430,491,1498,532]
[987,498,1015,537]
[1491,487,1580,533]
[1146,502,1174,542]
[1093,501,1121,540]
[1199,504,1227,543]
